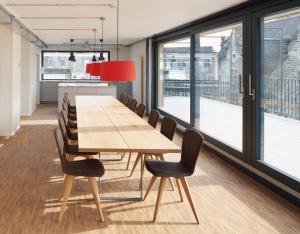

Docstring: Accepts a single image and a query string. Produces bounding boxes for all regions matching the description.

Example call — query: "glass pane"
[194,23,244,151]
[43,52,109,80]
[260,8,300,180]
[157,38,190,123]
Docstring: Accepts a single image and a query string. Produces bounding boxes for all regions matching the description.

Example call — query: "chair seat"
[68,112,77,120]
[145,160,191,177]
[65,159,105,177]
[69,120,77,128]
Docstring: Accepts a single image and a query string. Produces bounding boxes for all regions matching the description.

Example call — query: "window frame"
[41,50,111,81]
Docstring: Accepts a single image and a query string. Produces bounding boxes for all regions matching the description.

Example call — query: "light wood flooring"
[0,104,299,234]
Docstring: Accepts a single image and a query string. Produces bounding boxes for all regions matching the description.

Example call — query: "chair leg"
[58,175,74,221]
[180,177,199,224]
[144,175,157,200]
[175,178,183,202]
[153,177,166,223]
[126,152,132,170]
[158,154,175,191]
[59,174,69,201]
[129,153,141,176]
[87,177,104,222]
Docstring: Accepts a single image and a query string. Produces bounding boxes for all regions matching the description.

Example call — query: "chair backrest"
[64,93,71,106]
[160,117,177,141]
[54,127,68,174]
[62,102,68,112]
[180,129,204,175]
[136,104,145,118]
[61,111,76,139]
[123,95,131,106]
[128,99,137,111]
[119,92,126,102]
[148,109,160,128]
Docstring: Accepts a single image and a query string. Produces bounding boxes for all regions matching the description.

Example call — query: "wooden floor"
[0,104,299,234]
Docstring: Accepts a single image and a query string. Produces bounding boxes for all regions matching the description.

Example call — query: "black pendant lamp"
[92,29,97,62]
[99,17,105,61]
[69,39,76,62]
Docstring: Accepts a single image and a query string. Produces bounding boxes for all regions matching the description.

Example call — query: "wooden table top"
[76,96,181,154]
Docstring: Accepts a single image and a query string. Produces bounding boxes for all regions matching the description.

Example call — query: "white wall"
[0,25,22,136]
[129,40,147,104]
[21,38,40,116]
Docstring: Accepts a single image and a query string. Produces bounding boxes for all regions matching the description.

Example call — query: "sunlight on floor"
[21,119,58,125]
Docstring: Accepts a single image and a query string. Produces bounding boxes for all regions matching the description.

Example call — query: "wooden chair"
[128,99,137,111]
[54,127,105,222]
[122,95,131,106]
[58,115,98,159]
[129,117,177,191]
[136,103,145,118]
[64,92,76,114]
[144,129,204,223]
[148,109,159,128]
[61,111,78,140]
[118,92,126,102]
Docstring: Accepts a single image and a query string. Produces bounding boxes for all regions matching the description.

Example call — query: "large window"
[157,38,190,123]
[195,23,244,151]
[42,51,109,80]
[258,7,300,180]
[153,0,300,195]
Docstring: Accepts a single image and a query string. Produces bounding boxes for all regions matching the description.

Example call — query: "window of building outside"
[42,51,109,80]
[157,38,191,123]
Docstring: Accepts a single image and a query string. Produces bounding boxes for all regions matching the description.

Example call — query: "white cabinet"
[58,83,117,111]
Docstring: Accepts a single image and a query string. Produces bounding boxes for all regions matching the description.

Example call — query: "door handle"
[239,74,244,93]
[249,74,255,101]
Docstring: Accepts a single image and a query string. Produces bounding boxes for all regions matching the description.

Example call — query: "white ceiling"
[1,0,247,45]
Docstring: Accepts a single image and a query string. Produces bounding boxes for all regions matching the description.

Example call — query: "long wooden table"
[76,96,181,200]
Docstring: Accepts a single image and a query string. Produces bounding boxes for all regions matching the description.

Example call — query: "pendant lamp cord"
[117,0,119,61]
[102,19,104,53]
[94,29,96,56]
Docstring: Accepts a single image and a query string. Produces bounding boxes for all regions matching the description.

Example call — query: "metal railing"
[163,78,300,120]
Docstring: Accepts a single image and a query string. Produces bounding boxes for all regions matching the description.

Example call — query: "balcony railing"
[163,78,300,120]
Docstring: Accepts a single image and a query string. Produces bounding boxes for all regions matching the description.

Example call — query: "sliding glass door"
[194,22,245,155]
[254,5,300,184]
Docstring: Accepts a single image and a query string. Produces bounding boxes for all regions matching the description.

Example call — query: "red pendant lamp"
[85,63,92,74]
[89,62,102,77]
[99,0,136,82]
[100,61,136,81]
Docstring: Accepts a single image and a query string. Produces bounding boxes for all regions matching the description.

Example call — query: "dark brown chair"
[64,93,76,114]
[123,95,131,106]
[54,127,105,221]
[160,117,177,141]
[128,99,137,111]
[62,102,77,121]
[144,129,204,223]
[61,111,78,140]
[148,109,160,128]
[118,92,126,102]
[129,117,177,181]
[136,103,145,118]
[58,116,98,158]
